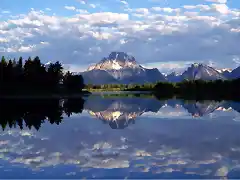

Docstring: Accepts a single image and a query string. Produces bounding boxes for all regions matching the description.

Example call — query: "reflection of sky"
[1,99,240,178]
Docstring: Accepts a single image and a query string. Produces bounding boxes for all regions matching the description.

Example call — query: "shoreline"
[0,91,91,99]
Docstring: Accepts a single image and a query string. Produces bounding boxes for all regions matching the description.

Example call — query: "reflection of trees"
[63,98,85,117]
[0,98,85,130]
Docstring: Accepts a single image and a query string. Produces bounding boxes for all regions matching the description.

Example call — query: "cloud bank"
[0,0,240,72]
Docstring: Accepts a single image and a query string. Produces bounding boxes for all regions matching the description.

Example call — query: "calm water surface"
[1,95,240,178]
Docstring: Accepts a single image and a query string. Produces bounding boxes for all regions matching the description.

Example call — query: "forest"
[86,79,240,100]
[0,56,85,95]
[127,79,240,100]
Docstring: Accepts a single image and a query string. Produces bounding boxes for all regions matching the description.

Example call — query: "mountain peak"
[191,63,206,68]
[83,51,166,84]
[183,63,226,81]
[106,52,136,63]
[88,52,138,71]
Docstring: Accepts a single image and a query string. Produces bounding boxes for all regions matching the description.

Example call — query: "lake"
[1,94,240,179]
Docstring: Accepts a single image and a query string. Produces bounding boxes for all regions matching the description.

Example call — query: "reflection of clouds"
[142,106,190,119]
[1,99,240,178]
[0,127,239,178]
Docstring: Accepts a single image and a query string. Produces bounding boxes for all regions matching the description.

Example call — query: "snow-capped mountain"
[181,63,226,81]
[82,52,166,84]
[87,52,138,71]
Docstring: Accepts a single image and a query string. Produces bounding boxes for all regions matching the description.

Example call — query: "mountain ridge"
[78,52,240,84]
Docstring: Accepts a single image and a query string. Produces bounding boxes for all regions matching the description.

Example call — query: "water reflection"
[0,98,85,130]
[85,96,240,129]
[0,95,240,178]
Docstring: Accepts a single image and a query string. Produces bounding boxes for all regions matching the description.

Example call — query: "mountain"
[216,68,232,79]
[228,66,240,79]
[217,68,232,74]
[166,72,183,82]
[82,52,166,84]
[181,63,226,81]
[81,69,119,85]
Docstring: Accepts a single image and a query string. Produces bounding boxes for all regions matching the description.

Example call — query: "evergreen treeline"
[153,79,240,100]
[0,56,85,95]
[0,98,85,131]
[85,83,156,91]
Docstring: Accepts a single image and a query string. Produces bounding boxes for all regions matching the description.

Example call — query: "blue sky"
[0,0,240,73]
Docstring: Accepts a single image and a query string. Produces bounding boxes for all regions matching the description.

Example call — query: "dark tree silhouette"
[0,56,85,95]
[63,71,85,93]
[153,79,240,100]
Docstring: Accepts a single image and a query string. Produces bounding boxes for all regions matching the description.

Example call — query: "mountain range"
[78,52,240,84]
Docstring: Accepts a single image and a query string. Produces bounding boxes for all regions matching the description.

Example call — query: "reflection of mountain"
[84,96,164,129]
[2,96,240,178]
[183,100,223,117]
[1,96,240,131]
[84,96,240,129]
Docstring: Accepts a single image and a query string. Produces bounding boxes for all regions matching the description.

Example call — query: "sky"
[0,0,240,73]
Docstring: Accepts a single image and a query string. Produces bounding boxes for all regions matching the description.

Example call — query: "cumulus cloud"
[64,6,76,11]
[77,0,86,5]
[1,10,11,14]
[0,0,240,72]
[206,0,227,4]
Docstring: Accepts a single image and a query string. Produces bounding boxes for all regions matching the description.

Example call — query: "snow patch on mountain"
[112,60,122,70]
[217,68,232,73]
[87,52,138,71]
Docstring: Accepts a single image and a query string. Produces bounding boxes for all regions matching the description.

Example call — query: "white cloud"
[0,1,240,71]
[77,0,86,5]
[64,6,76,11]
[89,4,97,8]
[120,0,128,6]
[212,3,229,14]
[135,8,149,15]
[1,10,11,14]
[152,7,180,13]
[205,0,227,4]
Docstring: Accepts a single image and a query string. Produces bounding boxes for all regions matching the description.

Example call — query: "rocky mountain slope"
[228,66,240,79]
[181,63,227,81]
[166,72,183,82]
[81,52,166,84]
